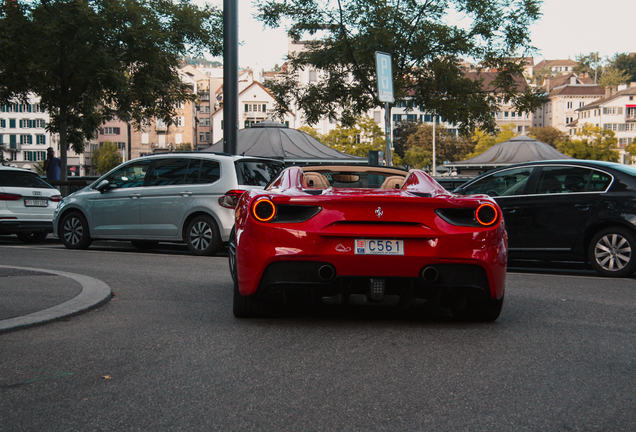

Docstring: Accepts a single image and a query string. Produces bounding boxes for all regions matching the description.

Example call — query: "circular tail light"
[475,203,498,226]
[252,198,276,222]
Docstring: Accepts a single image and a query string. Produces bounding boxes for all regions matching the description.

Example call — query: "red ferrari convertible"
[226,165,507,321]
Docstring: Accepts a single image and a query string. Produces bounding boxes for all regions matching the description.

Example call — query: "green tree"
[467,124,517,158]
[93,142,123,175]
[404,123,475,166]
[574,52,604,81]
[556,124,619,162]
[0,0,222,183]
[598,67,632,89]
[175,142,193,151]
[607,52,636,83]
[392,121,421,159]
[527,126,569,147]
[258,0,544,134]
[403,146,431,170]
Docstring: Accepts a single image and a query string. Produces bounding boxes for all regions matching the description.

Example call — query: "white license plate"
[24,199,48,207]
[355,239,404,255]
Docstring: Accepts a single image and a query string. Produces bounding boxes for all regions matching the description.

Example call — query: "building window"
[567,101,573,109]
[20,134,32,144]
[0,119,4,128]
[35,135,46,145]
[23,151,46,161]
[9,119,16,128]
[100,127,121,135]
[309,70,317,82]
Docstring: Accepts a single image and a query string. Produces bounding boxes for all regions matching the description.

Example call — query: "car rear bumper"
[256,261,495,309]
[0,220,53,234]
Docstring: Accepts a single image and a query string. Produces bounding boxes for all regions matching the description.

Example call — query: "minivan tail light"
[219,189,246,209]
[0,193,22,201]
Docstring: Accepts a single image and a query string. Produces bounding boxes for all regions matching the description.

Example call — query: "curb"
[0,265,112,334]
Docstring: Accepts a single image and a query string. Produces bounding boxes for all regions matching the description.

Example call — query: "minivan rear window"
[236,160,284,186]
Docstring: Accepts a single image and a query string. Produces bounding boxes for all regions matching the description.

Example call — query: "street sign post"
[375,52,394,166]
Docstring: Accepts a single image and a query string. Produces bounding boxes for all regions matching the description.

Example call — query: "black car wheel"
[60,212,92,250]
[16,231,48,243]
[589,227,636,278]
[185,215,221,256]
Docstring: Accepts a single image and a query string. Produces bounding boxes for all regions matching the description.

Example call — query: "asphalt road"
[1,237,635,431]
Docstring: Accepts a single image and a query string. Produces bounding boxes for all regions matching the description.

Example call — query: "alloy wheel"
[189,221,212,251]
[63,217,84,245]
[594,233,632,272]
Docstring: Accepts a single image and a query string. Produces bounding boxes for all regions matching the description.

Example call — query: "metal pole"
[384,102,392,166]
[223,0,238,155]
[432,114,436,176]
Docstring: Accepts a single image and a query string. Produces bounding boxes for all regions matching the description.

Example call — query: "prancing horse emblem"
[375,207,383,218]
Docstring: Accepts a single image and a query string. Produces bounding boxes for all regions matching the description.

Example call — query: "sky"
[203,0,634,71]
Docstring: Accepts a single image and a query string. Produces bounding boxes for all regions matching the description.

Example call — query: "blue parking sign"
[375,52,394,103]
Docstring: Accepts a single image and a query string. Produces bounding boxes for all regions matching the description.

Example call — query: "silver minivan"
[52,153,284,255]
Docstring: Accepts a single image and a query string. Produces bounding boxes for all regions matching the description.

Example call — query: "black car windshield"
[0,171,55,188]
[236,160,285,187]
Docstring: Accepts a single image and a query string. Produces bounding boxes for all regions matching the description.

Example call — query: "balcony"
[626,114,636,122]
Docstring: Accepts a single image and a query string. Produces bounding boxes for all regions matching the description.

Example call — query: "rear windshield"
[235,160,284,186]
[0,171,54,188]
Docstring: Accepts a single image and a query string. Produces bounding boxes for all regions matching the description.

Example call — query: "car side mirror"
[96,179,113,193]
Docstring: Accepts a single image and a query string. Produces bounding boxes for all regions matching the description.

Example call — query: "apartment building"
[533,75,605,133]
[0,95,80,173]
[570,83,636,163]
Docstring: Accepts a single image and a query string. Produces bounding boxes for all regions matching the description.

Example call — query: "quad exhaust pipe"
[421,266,439,283]
[318,264,336,281]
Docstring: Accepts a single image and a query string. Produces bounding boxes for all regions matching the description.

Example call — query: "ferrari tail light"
[252,198,276,222]
[475,203,498,226]
[435,204,500,228]
[0,193,22,201]
[50,195,63,202]
[219,189,246,209]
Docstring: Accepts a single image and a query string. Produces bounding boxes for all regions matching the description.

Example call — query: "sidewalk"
[0,265,111,333]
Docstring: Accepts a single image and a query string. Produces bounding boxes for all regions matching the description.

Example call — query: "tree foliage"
[598,67,632,89]
[574,52,604,81]
[607,52,636,83]
[258,0,544,135]
[527,126,569,147]
[175,142,193,151]
[556,124,619,162]
[93,141,123,174]
[403,123,474,169]
[466,124,517,158]
[0,0,222,182]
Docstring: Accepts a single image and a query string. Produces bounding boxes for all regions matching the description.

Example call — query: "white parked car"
[52,152,285,255]
[0,166,62,243]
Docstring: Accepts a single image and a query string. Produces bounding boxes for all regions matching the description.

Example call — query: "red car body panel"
[234,167,507,307]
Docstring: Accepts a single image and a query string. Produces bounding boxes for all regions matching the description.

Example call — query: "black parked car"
[453,160,636,277]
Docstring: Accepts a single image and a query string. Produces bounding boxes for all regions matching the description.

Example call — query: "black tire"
[588,227,636,278]
[131,240,159,250]
[59,212,92,250]
[185,215,221,256]
[452,295,504,322]
[17,231,48,243]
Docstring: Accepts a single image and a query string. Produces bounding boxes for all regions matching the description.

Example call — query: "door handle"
[575,204,591,211]
[129,193,141,199]
[180,191,193,196]
[502,207,519,214]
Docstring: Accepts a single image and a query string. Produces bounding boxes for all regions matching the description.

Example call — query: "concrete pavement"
[0,265,111,333]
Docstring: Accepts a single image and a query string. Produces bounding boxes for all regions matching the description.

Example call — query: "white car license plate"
[355,239,404,255]
[24,199,48,207]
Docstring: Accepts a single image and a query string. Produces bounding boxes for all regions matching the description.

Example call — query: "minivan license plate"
[24,199,48,207]
[355,239,404,255]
